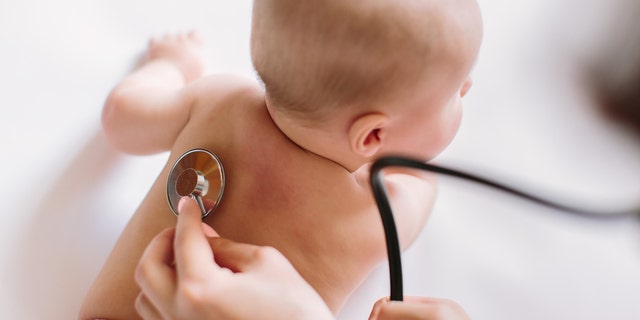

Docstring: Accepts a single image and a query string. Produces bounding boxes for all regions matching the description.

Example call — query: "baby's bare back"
[86,74,391,317]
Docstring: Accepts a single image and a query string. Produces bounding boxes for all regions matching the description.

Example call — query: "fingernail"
[178,196,191,212]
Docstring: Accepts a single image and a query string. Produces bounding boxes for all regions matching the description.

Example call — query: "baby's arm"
[102,32,206,154]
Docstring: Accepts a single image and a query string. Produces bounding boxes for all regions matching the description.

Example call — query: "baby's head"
[251,0,482,171]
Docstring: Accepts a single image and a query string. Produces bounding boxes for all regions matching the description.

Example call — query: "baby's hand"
[147,31,206,83]
[368,296,470,320]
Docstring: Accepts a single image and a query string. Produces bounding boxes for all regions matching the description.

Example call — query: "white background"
[1,0,639,319]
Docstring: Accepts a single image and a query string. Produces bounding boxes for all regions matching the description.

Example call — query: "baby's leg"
[146,31,207,83]
[102,32,207,154]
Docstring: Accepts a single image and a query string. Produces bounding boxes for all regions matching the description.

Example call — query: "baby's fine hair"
[250,0,442,119]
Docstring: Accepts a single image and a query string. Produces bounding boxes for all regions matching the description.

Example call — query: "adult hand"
[134,197,334,320]
[368,296,470,320]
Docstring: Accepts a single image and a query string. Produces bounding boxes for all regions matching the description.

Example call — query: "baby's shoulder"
[188,74,264,112]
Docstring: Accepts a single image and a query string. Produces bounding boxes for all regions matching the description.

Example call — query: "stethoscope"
[166,149,225,218]
[167,149,639,302]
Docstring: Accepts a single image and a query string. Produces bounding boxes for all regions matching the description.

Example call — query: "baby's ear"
[348,113,388,158]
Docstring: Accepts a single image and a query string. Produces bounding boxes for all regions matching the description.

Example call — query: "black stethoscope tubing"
[369,156,639,301]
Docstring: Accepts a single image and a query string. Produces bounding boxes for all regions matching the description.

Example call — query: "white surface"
[1,1,639,319]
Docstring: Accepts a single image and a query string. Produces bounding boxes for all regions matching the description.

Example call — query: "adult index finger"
[175,196,218,280]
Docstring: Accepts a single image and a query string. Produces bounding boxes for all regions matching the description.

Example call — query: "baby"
[80,0,482,318]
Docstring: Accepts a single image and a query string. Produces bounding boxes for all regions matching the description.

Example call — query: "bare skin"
[80,34,439,319]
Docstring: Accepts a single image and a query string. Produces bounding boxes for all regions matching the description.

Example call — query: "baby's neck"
[266,102,369,173]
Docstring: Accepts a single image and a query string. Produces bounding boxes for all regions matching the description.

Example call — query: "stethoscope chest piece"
[167,149,225,218]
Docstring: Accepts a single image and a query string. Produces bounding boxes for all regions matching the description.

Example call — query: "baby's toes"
[187,31,204,45]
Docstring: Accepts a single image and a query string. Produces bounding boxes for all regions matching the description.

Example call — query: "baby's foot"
[147,31,206,82]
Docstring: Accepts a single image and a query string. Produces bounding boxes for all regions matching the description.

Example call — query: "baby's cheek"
[442,100,464,145]
[399,202,435,250]
[390,176,437,251]
[451,101,464,136]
